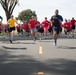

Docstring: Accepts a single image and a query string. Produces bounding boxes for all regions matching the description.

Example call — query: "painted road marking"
[38,72,44,75]
[39,38,42,42]
[39,46,43,54]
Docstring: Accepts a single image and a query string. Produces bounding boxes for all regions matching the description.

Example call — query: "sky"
[0,0,76,23]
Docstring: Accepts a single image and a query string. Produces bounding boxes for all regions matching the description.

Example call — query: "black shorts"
[36,26,40,31]
[71,25,75,30]
[26,30,30,33]
[38,28,44,33]
[5,29,7,33]
[60,28,62,32]
[48,28,52,32]
[53,26,60,34]
[8,27,15,32]
[67,30,71,32]
[17,29,21,33]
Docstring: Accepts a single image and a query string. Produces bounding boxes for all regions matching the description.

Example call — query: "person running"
[67,19,72,38]
[4,25,7,33]
[16,24,21,35]
[63,19,68,35]
[0,16,3,22]
[60,22,63,34]
[29,16,38,41]
[35,19,40,32]
[0,16,3,34]
[38,23,44,38]
[7,15,19,43]
[22,21,30,39]
[51,9,63,46]
[48,19,53,37]
[42,17,50,39]
[71,17,76,37]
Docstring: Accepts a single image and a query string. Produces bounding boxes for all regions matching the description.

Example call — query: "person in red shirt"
[66,19,72,37]
[42,17,50,39]
[48,19,53,36]
[67,20,72,31]
[0,23,2,34]
[71,17,76,37]
[35,19,40,31]
[38,23,44,38]
[29,16,38,41]
[4,25,7,33]
[63,19,72,37]
[63,19,68,35]
[22,21,30,39]
[16,24,21,35]
[67,19,72,37]
[60,22,63,33]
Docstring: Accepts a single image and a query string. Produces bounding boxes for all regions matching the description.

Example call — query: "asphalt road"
[0,34,76,75]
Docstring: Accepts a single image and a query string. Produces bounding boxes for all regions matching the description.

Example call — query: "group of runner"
[0,9,76,46]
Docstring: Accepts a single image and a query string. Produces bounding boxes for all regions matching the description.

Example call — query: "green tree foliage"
[17,9,37,22]
[0,0,19,21]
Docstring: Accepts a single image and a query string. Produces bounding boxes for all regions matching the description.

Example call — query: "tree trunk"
[5,11,12,21]
[0,0,19,21]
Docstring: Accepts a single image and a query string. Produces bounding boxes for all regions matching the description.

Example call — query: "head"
[31,16,35,20]
[45,17,47,20]
[11,15,14,19]
[23,21,28,24]
[72,17,74,20]
[65,19,67,22]
[55,9,59,15]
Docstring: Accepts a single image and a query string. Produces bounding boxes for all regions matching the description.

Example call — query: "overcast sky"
[0,0,76,23]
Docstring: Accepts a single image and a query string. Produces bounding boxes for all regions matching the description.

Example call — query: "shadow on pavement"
[0,50,76,75]
[16,42,36,44]
[57,46,76,50]
[2,46,27,50]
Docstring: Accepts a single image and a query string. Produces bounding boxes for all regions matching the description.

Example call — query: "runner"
[71,17,76,37]
[67,19,72,38]
[51,9,63,46]
[0,24,2,34]
[29,16,38,41]
[0,16,3,22]
[35,19,40,32]
[38,23,44,38]
[42,17,50,39]
[22,21,30,39]
[0,16,3,34]
[48,19,53,37]
[7,15,19,43]
[60,22,63,34]
[16,24,21,35]
[20,24,23,34]
[4,25,7,33]
[63,19,68,35]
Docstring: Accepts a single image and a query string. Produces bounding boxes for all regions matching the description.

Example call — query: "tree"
[0,0,19,21]
[16,9,37,22]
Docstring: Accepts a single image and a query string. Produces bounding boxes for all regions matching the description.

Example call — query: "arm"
[59,15,63,23]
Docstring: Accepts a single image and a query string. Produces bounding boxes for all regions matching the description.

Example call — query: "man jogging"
[51,9,63,46]
[7,15,19,43]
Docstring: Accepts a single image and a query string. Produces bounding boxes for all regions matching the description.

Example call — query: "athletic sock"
[55,40,57,46]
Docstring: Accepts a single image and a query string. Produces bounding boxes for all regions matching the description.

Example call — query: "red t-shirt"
[63,22,68,29]
[23,23,30,30]
[67,22,72,30]
[29,20,38,29]
[42,20,50,28]
[36,20,40,25]
[16,25,21,30]
[71,19,76,26]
